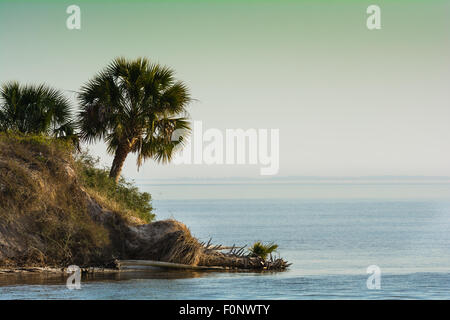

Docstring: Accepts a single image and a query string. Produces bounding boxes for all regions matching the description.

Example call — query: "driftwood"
[118,257,290,271]
[117,236,291,272]
[118,259,226,270]
[197,238,290,271]
[107,220,290,271]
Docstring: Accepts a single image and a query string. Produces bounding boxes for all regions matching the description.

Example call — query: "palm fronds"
[248,241,279,260]
[77,57,192,182]
[0,81,75,139]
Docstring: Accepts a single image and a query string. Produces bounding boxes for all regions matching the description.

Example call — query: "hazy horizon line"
[133,175,450,182]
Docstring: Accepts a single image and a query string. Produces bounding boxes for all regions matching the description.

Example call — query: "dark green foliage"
[74,150,155,223]
[249,241,279,260]
[77,57,192,182]
[0,82,77,145]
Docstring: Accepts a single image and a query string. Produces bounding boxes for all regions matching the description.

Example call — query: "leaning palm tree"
[77,57,192,183]
[0,82,76,140]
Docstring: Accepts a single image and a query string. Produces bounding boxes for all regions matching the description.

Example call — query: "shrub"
[249,241,278,260]
[74,150,155,223]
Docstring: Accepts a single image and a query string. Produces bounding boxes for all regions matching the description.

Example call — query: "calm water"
[1,180,450,299]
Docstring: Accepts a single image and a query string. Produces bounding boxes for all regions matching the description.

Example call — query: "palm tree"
[77,57,192,183]
[0,82,76,139]
[249,241,278,260]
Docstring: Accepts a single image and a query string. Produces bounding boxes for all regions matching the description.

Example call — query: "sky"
[1,0,449,180]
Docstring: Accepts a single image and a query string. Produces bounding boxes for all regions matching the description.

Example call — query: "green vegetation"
[0,58,290,270]
[0,134,109,266]
[0,82,77,145]
[0,58,183,222]
[0,133,288,269]
[74,150,154,223]
[0,134,154,267]
[249,241,279,260]
[77,57,192,183]
[0,57,194,185]
[0,57,195,266]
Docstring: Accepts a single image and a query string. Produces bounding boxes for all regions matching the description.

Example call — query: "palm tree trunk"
[109,144,131,184]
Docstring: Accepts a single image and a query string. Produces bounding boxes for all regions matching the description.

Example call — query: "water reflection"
[0,266,281,287]
[0,269,213,287]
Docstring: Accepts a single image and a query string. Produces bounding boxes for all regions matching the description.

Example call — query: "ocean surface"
[1,179,450,299]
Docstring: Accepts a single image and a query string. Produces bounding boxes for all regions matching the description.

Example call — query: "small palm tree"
[249,241,279,260]
[77,57,192,183]
[0,82,76,140]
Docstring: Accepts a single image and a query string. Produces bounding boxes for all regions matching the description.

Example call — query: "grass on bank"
[0,132,155,224]
[0,133,154,267]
